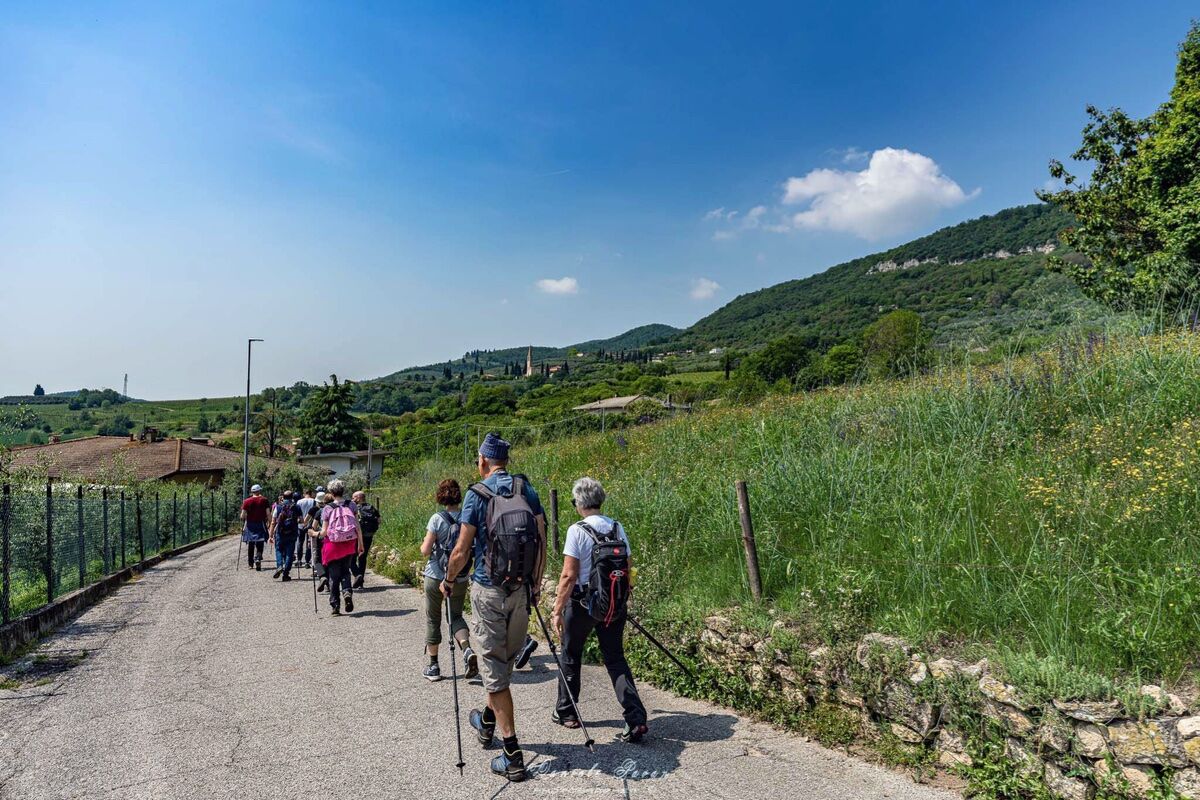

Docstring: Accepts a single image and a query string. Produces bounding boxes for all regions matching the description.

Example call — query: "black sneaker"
[463,647,479,680]
[343,592,354,613]
[551,709,580,729]
[491,749,527,782]
[352,576,364,589]
[618,722,648,743]
[318,578,329,593]
[330,607,342,616]
[255,560,262,572]
[423,662,442,682]
[515,637,538,669]
[469,709,495,747]
[272,568,283,579]
[281,572,292,582]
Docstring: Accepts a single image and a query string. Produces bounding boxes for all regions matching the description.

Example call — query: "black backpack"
[579,520,630,625]
[358,503,381,534]
[469,476,539,588]
[275,500,299,534]
[433,510,466,577]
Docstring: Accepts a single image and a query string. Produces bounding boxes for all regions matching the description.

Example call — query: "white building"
[296,449,394,483]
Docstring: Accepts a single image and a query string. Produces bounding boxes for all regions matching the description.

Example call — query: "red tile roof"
[5,436,297,482]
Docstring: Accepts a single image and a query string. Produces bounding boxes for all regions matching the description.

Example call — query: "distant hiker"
[351,490,380,589]
[295,488,317,568]
[550,476,647,742]
[240,484,270,570]
[319,480,363,616]
[310,491,329,591]
[269,490,301,581]
[442,433,546,782]
[420,479,477,682]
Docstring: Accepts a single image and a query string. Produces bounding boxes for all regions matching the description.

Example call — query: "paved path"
[0,539,958,800]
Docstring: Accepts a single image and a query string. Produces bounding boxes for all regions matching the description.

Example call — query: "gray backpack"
[469,477,539,588]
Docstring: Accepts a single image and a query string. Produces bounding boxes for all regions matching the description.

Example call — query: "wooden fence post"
[172,493,178,548]
[735,480,763,602]
[550,489,560,552]
[155,492,161,552]
[136,494,145,565]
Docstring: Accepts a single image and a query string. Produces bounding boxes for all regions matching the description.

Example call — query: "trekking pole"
[236,538,242,570]
[311,551,318,614]
[530,594,595,752]
[627,615,696,679]
[445,600,466,775]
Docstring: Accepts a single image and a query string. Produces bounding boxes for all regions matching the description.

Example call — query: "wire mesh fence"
[1,483,235,623]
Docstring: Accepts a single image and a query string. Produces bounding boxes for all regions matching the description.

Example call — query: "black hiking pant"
[351,533,374,580]
[555,595,647,727]
[246,541,264,567]
[326,554,354,611]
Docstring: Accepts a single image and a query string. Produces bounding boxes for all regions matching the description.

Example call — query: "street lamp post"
[243,338,264,500]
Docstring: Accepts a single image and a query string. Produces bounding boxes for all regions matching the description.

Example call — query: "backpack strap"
[437,510,457,527]
[577,520,620,543]
[511,476,524,497]
[468,482,495,501]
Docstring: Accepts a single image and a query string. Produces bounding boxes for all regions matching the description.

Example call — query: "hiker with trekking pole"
[440,433,547,783]
[240,484,270,571]
[420,479,477,682]
[548,476,649,744]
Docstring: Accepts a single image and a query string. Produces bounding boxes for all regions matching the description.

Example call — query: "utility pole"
[123,373,128,400]
[243,338,263,500]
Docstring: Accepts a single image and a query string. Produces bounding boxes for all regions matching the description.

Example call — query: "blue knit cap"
[479,432,510,461]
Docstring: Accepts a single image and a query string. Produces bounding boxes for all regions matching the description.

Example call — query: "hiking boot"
[352,575,364,589]
[491,749,527,782]
[330,607,341,616]
[281,572,292,582]
[343,592,354,613]
[462,647,479,680]
[318,578,329,593]
[618,722,649,743]
[469,709,495,747]
[515,637,538,669]
[255,560,262,571]
[272,568,283,579]
[423,662,442,682]
[551,709,580,729]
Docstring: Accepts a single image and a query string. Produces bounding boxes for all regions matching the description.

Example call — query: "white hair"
[572,476,606,510]
[327,479,346,497]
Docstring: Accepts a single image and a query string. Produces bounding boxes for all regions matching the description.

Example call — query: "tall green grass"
[374,331,1200,689]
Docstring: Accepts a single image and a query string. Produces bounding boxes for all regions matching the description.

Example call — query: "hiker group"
[237,431,653,784]
[424,432,649,782]
[239,479,381,615]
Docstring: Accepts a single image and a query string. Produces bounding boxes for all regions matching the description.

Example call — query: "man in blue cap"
[442,432,546,783]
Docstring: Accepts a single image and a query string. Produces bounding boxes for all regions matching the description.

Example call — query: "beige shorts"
[470,583,530,693]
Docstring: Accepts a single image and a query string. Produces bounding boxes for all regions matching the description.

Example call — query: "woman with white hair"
[549,476,648,743]
[318,480,364,615]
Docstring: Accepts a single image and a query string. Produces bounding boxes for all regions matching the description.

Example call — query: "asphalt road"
[0,538,958,800]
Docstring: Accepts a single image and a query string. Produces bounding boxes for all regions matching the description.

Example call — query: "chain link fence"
[1,483,235,622]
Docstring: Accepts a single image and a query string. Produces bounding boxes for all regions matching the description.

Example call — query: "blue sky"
[1,1,1195,398]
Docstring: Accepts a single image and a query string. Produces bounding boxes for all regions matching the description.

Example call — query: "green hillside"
[683,204,1099,351]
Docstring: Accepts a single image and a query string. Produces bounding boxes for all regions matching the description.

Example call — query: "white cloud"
[535,276,579,295]
[704,148,975,242]
[783,148,975,239]
[690,277,721,300]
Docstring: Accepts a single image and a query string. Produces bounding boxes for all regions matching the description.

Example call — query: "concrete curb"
[0,532,235,657]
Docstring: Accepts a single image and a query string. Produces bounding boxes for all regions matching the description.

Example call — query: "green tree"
[738,335,812,384]
[464,384,517,416]
[1039,23,1200,313]
[33,384,44,396]
[296,375,365,454]
[861,310,931,378]
[821,343,862,385]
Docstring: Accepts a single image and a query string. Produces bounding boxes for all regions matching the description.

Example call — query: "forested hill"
[681,203,1092,350]
[378,322,681,381]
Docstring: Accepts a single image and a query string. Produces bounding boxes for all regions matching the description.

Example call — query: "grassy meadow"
[373,329,1200,699]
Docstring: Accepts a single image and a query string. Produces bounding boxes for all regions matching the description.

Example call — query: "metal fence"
[0,483,235,623]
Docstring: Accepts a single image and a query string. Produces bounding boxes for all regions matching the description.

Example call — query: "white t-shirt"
[563,514,629,589]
